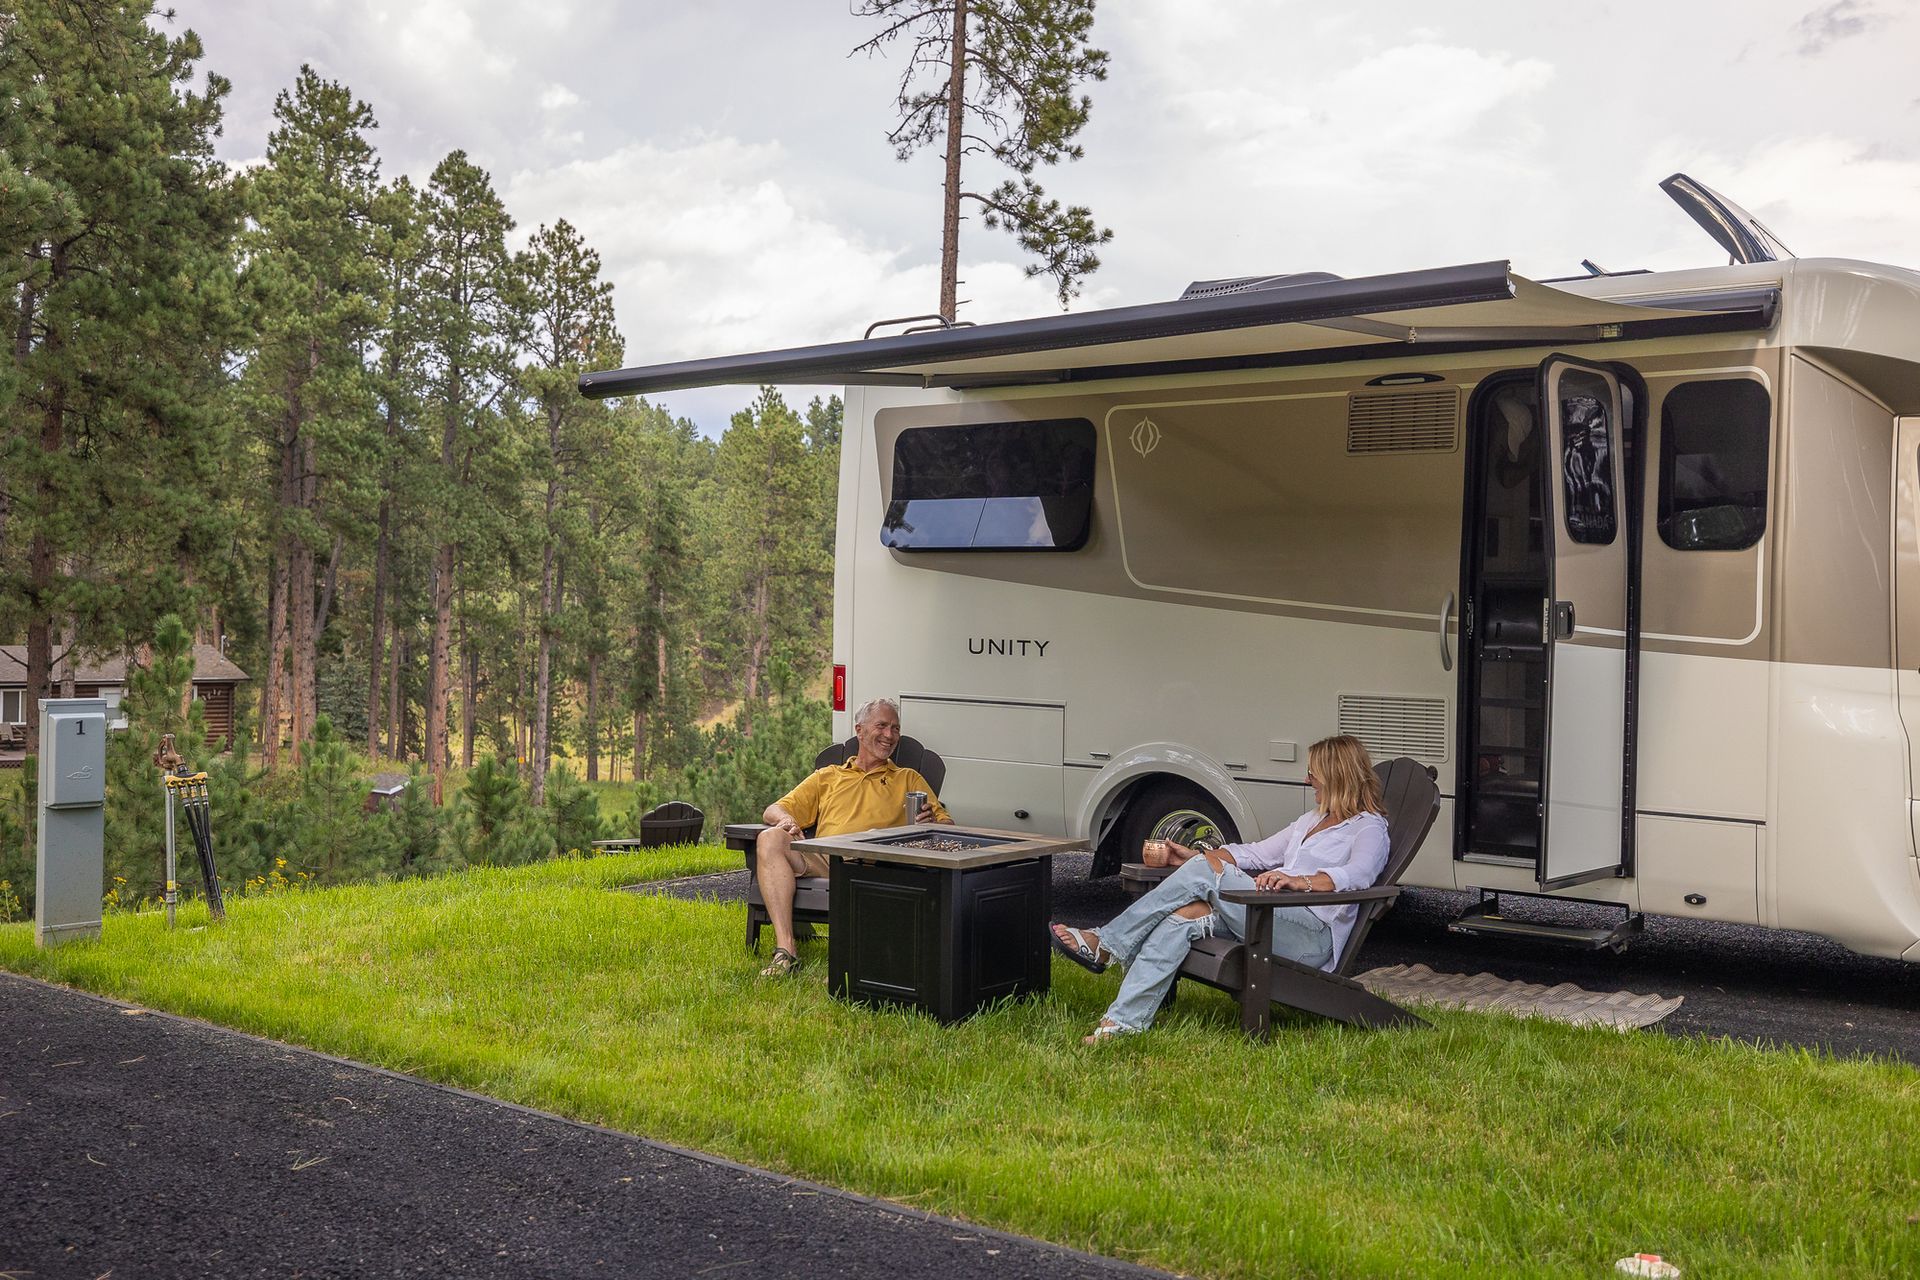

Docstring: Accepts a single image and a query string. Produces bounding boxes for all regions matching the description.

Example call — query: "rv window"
[882,419,1096,551]
[1657,379,1770,551]
[1556,370,1618,545]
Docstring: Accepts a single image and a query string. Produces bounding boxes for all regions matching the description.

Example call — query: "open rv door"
[1537,356,1634,889]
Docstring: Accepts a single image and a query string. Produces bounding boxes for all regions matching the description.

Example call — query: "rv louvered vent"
[1337,694,1448,761]
[1346,389,1459,454]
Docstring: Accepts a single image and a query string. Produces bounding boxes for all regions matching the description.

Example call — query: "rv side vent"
[1346,389,1460,454]
[1337,693,1448,762]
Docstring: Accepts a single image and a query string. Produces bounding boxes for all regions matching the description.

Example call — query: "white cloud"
[502,135,1064,378]
[539,84,582,113]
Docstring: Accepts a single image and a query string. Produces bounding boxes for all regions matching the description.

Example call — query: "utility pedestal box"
[35,697,108,948]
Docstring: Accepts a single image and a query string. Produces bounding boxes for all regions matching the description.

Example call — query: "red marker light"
[832,664,847,711]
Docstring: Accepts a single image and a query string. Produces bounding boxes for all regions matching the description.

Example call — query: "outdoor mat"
[1356,962,1684,1030]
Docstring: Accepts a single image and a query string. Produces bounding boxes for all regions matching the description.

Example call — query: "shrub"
[452,755,553,866]
[544,765,605,856]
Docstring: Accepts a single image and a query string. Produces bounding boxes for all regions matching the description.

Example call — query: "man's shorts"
[763,829,832,880]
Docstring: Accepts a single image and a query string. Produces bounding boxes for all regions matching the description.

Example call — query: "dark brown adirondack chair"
[1166,756,1440,1036]
[636,800,705,847]
[723,735,947,953]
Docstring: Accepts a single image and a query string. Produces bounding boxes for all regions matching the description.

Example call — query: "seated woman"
[1050,734,1389,1042]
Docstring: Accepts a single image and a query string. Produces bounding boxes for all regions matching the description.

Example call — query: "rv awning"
[578,260,1777,398]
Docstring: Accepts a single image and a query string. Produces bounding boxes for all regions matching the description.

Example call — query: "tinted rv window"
[882,420,1095,551]
[1556,370,1617,545]
[1657,379,1770,551]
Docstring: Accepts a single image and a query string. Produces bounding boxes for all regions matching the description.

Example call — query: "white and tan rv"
[583,176,1920,960]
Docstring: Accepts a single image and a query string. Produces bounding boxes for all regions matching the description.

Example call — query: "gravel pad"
[0,972,1167,1280]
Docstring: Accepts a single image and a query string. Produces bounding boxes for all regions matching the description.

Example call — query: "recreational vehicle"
[582,176,1920,961]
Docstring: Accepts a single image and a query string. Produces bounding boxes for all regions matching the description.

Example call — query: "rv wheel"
[1120,781,1239,859]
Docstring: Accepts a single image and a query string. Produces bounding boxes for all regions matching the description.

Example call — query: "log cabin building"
[0,644,248,765]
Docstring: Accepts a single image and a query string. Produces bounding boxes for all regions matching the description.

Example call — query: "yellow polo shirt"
[777,757,952,836]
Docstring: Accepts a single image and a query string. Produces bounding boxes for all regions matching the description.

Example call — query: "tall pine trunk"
[459,596,476,770]
[530,402,562,804]
[366,491,393,759]
[21,250,64,759]
[938,0,968,322]
[427,543,453,800]
[584,649,599,782]
[641,702,656,782]
[427,390,459,801]
[263,550,290,766]
[388,628,405,759]
[289,534,314,765]
[460,633,480,771]
[24,393,62,758]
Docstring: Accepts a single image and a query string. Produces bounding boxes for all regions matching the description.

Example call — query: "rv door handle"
[1439,592,1454,672]
[1552,600,1576,639]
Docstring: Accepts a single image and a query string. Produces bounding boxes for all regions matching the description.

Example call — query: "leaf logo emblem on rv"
[1130,416,1161,458]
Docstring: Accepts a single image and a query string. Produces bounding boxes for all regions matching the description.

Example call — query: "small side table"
[1118,862,1174,900]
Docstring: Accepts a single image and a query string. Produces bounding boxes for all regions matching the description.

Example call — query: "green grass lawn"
[3,850,1917,1279]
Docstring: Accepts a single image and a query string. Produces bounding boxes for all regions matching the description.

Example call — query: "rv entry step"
[1448,890,1645,953]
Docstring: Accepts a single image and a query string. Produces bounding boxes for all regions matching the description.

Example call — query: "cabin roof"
[580,259,1782,399]
[0,644,249,687]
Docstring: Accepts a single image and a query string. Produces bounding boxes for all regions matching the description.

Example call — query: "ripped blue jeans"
[1096,855,1332,1032]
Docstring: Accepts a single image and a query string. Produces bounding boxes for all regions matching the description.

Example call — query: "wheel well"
[1091,772,1231,877]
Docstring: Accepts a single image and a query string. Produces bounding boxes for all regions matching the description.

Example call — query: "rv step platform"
[1448,890,1645,952]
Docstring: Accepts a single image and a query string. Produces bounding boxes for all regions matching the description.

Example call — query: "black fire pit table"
[792,824,1088,1023]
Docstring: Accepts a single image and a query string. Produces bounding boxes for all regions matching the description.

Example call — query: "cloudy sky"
[170,0,1920,433]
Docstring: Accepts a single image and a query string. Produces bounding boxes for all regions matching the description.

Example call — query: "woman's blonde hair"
[1308,734,1383,822]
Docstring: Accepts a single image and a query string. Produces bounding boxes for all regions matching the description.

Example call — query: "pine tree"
[1,0,241,755]
[365,177,430,761]
[418,152,516,801]
[241,67,383,768]
[712,389,832,732]
[513,219,621,804]
[609,401,701,775]
[854,0,1112,319]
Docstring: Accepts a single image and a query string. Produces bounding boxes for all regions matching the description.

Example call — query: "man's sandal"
[759,946,801,978]
[1049,923,1113,974]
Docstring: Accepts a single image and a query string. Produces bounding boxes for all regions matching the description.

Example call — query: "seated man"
[755,696,951,976]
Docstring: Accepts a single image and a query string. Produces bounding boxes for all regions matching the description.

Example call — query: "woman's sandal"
[1083,1020,1136,1044]
[758,946,801,978]
[1049,923,1114,974]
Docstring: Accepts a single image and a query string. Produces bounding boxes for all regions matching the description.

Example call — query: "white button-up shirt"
[1221,810,1391,963]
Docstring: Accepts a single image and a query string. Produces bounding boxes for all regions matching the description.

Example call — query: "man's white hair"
[853,696,900,728]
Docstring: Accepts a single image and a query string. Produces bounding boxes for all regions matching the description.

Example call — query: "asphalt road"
[0,972,1169,1280]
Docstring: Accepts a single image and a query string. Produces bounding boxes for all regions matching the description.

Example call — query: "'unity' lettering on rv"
[968,638,1050,657]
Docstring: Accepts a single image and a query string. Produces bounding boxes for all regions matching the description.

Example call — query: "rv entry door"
[1536,356,1633,889]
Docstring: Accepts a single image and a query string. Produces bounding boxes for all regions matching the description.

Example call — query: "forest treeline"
[1,3,840,818]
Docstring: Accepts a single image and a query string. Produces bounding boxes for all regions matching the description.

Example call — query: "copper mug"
[1141,839,1170,867]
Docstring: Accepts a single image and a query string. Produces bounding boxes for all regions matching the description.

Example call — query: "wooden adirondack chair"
[723,735,947,953]
[1163,756,1441,1036]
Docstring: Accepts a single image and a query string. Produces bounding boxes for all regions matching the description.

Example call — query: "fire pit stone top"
[792,823,1088,870]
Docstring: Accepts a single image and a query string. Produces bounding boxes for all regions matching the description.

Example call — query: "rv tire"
[1116,780,1239,865]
